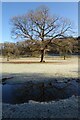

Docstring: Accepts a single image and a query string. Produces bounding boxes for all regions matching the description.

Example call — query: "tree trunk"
[7,53,9,61]
[64,55,66,60]
[40,49,45,62]
[7,56,9,61]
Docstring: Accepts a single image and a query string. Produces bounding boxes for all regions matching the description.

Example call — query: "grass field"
[1,56,78,83]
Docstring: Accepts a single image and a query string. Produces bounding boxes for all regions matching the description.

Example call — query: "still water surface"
[2,79,80,104]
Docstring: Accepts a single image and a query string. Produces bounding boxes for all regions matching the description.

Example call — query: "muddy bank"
[2,96,79,118]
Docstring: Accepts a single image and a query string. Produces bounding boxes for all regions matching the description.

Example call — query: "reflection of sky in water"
[0,84,2,120]
[2,84,22,104]
[0,84,2,102]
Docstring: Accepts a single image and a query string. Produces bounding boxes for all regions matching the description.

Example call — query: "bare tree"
[57,38,73,60]
[2,42,14,61]
[2,42,20,61]
[11,5,73,62]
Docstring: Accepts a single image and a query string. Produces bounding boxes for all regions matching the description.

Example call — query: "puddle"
[2,80,80,104]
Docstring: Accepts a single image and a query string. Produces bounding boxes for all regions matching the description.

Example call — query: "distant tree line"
[0,37,78,61]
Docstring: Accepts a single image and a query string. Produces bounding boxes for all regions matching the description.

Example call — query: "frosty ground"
[1,56,79,118]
